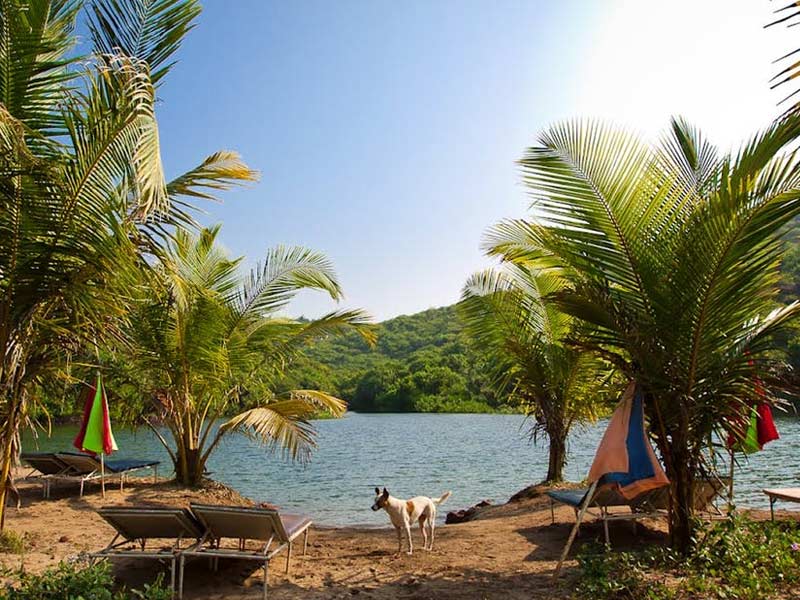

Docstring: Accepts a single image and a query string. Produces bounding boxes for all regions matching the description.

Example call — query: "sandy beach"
[0,472,667,599]
[4,473,796,599]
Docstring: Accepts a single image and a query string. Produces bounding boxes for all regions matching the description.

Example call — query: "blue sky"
[154,0,786,321]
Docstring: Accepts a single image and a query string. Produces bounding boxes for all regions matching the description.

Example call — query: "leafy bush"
[576,544,674,600]
[1,560,171,600]
[0,531,24,554]
[575,516,800,600]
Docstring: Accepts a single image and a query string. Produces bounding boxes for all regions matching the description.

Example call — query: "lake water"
[21,412,800,526]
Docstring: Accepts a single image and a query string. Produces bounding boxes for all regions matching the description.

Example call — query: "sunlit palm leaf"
[88,0,201,85]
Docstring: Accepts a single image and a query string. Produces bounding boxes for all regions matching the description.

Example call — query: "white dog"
[371,487,451,555]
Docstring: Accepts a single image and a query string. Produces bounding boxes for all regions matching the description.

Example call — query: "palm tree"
[459,264,608,483]
[111,227,374,486]
[767,2,800,113]
[0,0,255,527]
[486,116,800,552]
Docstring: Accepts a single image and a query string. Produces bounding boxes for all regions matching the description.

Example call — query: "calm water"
[21,412,800,526]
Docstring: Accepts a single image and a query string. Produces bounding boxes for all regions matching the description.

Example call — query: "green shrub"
[0,531,24,554]
[575,544,674,600]
[1,560,171,600]
[575,516,800,600]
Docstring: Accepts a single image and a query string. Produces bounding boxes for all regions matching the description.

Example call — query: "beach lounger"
[179,503,312,600]
[48,452,160,497]
[19,453,73,496]
[547,484,669,545]
[94,506,204,596]
[547,477,728,544]
[763,487,800,520]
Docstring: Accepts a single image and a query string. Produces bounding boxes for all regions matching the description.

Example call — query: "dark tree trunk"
[0,394,21,531]
[173,446,205,487]
[664,437,697,554]
[546,431,567,483]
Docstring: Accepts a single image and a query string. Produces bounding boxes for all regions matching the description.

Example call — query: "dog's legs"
[404,521,413,555]
[395,526,402,554]
[419,517,428,550]
[429,519,435,551]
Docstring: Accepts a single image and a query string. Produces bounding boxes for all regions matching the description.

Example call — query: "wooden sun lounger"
[763,487,800,520]
[94,506,204,597]
[179,504,312,600]
[48,452,160,497]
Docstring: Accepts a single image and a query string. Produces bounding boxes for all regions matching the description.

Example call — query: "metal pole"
[727,448,735,515]
[553,480,598,578]
[101,453,106,498]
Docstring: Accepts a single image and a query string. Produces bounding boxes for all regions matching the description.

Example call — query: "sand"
[1,472,789,599]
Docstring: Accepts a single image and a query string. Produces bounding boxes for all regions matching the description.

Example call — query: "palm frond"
[88,0,201,85]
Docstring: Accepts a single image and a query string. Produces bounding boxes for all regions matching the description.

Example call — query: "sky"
[153,0,792,321]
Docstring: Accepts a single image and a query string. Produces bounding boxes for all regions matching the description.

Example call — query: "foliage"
[575,516,800,600]
[487,116,800,550]
[767,2,800,114]
[1,560,170,600]
[280,305,511,413]
[0,531,24,554]
[107,227,372,485]
[576,545,674,600]
[0,0,257,528]
[459,264,611,482]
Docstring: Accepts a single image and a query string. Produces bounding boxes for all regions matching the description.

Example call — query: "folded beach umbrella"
[73,373,118,457]
[553,382,669,577]
[587,382,670,498]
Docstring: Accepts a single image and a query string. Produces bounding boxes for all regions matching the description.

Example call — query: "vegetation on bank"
[576,516,800,600]
[1,560,170,600]
[280,305,512,413]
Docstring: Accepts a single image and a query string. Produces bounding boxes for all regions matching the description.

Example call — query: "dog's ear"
[374,487,380,495]
[382,487,389,498]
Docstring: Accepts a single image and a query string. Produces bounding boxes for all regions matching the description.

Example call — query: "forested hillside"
[280,305,511,413]
[280,234,800,414]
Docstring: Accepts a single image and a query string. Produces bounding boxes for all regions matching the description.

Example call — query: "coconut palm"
[767,2,800,112]
[0,0,255,527]
[112,226,374,486]
[459,265,609,483]
[486,116,800,551]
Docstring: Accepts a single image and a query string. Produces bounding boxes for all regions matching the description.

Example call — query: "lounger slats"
[21,453,71,476]
[98,507,204,541]
[181,503,312,600]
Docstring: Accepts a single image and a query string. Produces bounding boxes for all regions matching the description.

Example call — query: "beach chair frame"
[93,507,204,598]
[18,453,73,497]
[550,476,729,576]
[179,504,311,600]
[47,453,159,497]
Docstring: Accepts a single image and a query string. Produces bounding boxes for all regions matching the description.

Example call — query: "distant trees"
[490,116,800,552]
[284,305,506,414]
[459,265,609,483]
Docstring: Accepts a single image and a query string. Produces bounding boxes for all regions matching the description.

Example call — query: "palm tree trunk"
[0,392,21,531]
[665,434,696,554]
[546,431,567,483]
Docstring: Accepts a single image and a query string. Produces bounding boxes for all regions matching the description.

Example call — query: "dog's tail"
[434,491,452,506]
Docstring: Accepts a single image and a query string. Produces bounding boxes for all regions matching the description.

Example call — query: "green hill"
[282,305,511,413]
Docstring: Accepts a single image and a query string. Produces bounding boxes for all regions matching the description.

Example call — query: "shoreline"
[3,472,798,599]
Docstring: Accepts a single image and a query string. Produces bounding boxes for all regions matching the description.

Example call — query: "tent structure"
[73,373,118,496]
[553,382,669,576]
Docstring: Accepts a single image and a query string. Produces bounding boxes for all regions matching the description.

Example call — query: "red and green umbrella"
[73,373,118,456]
